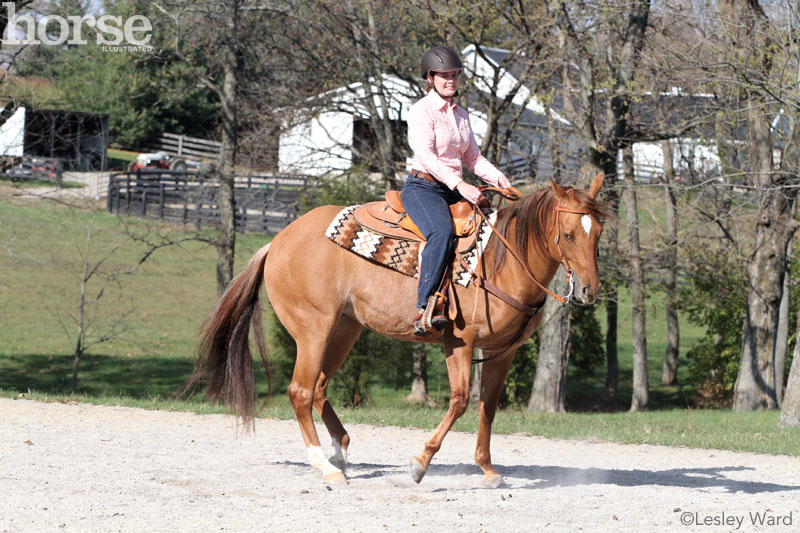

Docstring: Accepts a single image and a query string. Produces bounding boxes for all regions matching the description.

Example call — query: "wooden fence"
[106,170,314,234]
[139,133,221,161]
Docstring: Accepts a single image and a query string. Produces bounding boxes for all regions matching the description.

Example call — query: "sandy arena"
[1,398,799,532]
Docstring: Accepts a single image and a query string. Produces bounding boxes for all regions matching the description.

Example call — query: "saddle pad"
[325,206,496,287]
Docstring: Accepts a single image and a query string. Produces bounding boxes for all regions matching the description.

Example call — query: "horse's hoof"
[323,471,347,485]
[482,474,504,488]
[409,457,427,484]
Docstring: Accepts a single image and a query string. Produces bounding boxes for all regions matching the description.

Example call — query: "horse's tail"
[188,243,272,426]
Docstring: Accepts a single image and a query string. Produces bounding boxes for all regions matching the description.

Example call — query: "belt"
[411,170,438,183]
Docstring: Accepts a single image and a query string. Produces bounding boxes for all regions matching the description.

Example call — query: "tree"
[780,313,800,426]
[11,1,218,148]
[549,0,651,400]
[150,0,285,294]
[527,271,570,412]
[621,146,649,410]
[406,343,434,406]
[39,199,193,392]
[660,139,680,385]
[710,0,800,411]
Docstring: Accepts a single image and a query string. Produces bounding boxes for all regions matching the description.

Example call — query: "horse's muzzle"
[575,279,600,304]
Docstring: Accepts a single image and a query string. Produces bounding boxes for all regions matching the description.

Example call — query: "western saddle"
[353,186,521,245]
[352,190,475,243]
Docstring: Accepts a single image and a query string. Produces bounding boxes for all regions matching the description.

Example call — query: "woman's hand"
[497,173,512,189]
[456,181,483,205]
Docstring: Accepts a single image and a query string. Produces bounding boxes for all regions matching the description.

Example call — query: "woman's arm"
[461,115,510,188]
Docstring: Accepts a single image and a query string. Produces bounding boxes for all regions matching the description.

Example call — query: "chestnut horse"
[192,174,608,487]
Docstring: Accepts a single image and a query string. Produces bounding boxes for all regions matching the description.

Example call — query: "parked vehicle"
[127,152,187,172]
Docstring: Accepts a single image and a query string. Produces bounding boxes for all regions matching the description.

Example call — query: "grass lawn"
[2,196,798,457]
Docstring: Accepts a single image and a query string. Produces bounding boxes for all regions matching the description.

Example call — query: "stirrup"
[413,309,431,337]
[413,295,448,337]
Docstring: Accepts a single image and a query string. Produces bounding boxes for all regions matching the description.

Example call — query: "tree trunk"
[600,156,620,399]
[215,0,240,296]
[733,106,794,411]
[660,140,680,385]
[780,313,800,427]
[623,147,649,411]
[528,272,571,412]
[406,343,432,406]
[775,241,792,406]
[470,357,482,404]
[71,344,82,394]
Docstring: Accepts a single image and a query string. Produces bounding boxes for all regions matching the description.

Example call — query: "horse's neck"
[487,218,559,307]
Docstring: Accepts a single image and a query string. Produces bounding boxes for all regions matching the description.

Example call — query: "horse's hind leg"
[313,315,363,473]
[474,351,516,488]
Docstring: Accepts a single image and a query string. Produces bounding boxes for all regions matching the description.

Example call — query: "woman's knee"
[426,226,455,246]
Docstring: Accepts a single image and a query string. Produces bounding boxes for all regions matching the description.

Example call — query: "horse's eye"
[563,232,573,241]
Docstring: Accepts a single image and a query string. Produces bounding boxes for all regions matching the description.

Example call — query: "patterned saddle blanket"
[325,205,495,287]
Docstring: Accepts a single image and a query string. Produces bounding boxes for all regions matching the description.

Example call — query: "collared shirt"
[407,90,505,190]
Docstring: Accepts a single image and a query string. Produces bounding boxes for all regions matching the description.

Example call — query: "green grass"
[2,197,798,457]
[0,177,85,188]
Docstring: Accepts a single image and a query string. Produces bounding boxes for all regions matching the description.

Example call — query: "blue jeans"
[401,174,463,309]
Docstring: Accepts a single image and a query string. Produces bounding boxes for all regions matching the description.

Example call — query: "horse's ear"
[550,178,568,201]
[588,172,604,199]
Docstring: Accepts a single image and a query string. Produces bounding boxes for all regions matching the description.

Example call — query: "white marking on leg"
[581,214,592,235]
[307,445,342,477]
[330,440,347,470]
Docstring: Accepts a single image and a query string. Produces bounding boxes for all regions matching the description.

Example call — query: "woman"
[403,45,511,336]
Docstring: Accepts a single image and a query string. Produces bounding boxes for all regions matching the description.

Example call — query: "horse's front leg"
[474,350,516,488]
[409,341,472,484]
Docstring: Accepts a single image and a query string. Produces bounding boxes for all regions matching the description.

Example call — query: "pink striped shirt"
[408,90,505,190]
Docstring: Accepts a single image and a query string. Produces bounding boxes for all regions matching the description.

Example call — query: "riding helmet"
[420,46,463,79]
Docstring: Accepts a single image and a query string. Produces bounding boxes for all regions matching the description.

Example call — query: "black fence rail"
[107,170,314,234]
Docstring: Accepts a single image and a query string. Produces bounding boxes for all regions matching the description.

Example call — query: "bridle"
[546,205,595,303]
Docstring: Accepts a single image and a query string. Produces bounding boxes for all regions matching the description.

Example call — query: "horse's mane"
[484,186,612,278]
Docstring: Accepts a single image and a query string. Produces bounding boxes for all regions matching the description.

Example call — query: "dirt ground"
[2,398,799,532]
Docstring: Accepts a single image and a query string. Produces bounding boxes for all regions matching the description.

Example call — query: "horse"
[191,173,608,487]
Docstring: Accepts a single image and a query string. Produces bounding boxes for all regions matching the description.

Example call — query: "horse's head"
[548,173,607,304]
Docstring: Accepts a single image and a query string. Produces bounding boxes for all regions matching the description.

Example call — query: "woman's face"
[430,69,460,99]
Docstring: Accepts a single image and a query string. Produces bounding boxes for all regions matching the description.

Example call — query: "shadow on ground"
[277,459,800,495]
[0,353,194,398]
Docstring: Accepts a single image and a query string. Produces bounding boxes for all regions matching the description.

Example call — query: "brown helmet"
[420,46,462,79]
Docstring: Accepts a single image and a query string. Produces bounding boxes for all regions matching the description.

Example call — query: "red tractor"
[128,151,188,172]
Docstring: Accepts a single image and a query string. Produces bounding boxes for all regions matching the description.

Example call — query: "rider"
[403,45,512,336]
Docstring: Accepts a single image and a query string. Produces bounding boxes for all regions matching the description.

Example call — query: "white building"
[278,46,721,183]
